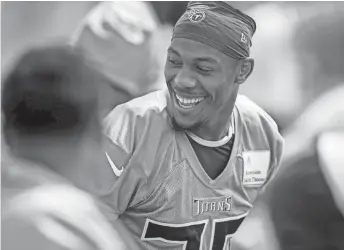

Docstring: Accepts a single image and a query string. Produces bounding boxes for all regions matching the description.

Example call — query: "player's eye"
[167,56,182,67]
[196,65,213,74]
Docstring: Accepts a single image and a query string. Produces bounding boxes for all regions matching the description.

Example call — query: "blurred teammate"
[263,85,344,250]
[266,131,344,250]
[72,1,166,117]
[99,2,284,249]
[283,85,344,159]
[1,45,129,250]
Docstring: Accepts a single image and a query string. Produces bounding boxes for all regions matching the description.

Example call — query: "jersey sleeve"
[237,95,285,187]
[263,114,284,187]
[101,102,151,215]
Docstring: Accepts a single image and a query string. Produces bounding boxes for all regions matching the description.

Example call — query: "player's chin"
[171,115,199,131]
[170,107,204,131]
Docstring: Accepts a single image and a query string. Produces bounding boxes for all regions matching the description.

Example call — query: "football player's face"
[164,38,241,132]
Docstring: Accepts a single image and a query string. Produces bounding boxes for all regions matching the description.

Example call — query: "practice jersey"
[1,156,128,250]
[102,89,284,250]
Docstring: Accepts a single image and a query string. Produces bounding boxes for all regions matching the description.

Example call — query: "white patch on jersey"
[242,150,270,186]
[105,152,124,177]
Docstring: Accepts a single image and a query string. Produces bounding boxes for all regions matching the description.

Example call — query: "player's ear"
[235,58,254,84]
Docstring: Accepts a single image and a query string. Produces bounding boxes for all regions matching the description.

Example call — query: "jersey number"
[141,214,246,250]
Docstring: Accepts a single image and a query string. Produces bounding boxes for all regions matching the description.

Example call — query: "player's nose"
[174,68,197,89]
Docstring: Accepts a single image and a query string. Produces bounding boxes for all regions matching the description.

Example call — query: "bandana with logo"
[172,1,256,59]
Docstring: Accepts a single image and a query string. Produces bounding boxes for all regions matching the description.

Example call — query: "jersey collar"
[185,113,235,148]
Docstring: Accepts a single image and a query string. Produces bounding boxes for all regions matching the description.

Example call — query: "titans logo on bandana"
[187,9,206,23]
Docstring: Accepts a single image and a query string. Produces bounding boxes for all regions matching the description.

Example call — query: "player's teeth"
[176,94,205,105]
[179,103,193,109]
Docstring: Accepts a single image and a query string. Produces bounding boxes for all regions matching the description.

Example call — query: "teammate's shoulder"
[1,155,67,193]
[317,130,344,216]
[2,217,78,250]
[271,130,344,194]
[3,184,127,250]
[317,130,344,164]
[235,94,279,131]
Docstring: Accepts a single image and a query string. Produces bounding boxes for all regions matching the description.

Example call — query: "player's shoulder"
[235,95,284,179]
[105,89,168,121]
[121,89,168,116]
[2,184,127,250]
[235,94,279,132]
[104,89,170,142]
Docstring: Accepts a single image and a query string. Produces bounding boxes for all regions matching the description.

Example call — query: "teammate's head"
[2,45,101,156]
[72,1,163,116]
[150,2,188,25]
[165,2,256,136]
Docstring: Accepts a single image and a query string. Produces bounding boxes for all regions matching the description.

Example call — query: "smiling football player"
[100,2,284,250]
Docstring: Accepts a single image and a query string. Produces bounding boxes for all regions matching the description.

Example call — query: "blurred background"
[2,2,344,250]
[2,1,344,132]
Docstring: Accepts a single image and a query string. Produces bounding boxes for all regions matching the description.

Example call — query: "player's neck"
[190,111,234,142]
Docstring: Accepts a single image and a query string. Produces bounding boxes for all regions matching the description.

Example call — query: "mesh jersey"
[1,156,128,250]
[102,90,284,250]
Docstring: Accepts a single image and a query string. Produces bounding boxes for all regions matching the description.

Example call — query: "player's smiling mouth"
[173,90,206,109]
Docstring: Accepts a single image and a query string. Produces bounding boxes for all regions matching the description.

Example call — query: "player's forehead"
[168,38,224,64]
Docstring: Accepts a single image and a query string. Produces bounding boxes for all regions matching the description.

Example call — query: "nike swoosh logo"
[105,152,124,177]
